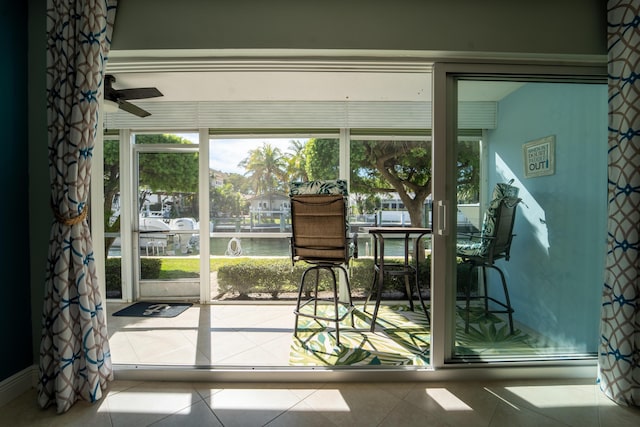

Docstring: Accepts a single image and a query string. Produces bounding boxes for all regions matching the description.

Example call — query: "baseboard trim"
[0,366,38,408]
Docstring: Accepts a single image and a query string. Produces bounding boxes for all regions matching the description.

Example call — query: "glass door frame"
[121,129,211,303]
[431,62,607,369]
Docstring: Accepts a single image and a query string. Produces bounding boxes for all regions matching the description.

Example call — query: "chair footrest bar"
[295,299,354,323]
[294,310,354,324]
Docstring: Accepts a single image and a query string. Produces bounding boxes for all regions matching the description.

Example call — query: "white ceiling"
[107,71,432,103]
[103,68,521,130]
[107,71,523,103]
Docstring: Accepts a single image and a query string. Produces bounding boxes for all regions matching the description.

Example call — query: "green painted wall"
[0,1,32,381]
[111,0,606,55]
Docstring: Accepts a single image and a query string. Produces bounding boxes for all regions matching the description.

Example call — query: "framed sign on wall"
[523,135,555,178]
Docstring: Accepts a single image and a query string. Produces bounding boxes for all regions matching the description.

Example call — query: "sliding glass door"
[102,62,607,372]
[437,72,608,363]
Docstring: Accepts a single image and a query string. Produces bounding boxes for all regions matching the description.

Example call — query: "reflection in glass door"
[134,135,200,300]
[452,79,607,361]
[104,135,122,299]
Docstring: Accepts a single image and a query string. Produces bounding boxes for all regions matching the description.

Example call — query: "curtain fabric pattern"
[38,0,117,414]
[599,0,640,407]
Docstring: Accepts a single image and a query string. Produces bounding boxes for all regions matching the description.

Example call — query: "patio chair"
[289,180,357,346]
[456,180,522,334]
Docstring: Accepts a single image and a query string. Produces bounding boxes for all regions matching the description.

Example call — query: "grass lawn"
[158,257,289,279]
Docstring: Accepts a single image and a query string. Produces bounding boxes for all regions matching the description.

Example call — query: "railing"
[107,210,443,258]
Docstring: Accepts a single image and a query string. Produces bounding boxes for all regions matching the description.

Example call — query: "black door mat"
[112,302,193,318]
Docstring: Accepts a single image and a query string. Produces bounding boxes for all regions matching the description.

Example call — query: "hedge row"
[106,256,475,300]
[217,257,432,299]
[105,257,162,297]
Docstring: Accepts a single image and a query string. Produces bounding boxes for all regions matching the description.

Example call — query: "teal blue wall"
[487,83,607,351]
[0,1,33,381]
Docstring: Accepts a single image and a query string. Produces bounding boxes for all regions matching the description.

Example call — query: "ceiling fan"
[104,74,163,117]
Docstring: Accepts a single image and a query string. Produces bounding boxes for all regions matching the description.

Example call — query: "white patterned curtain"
[38,0,118,414]
[599,0,640,407]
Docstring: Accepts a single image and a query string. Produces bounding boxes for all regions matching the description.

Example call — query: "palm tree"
[238,142,288,195]
[286,139,309,183]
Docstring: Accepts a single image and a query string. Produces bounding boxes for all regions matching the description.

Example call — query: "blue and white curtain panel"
[600,0,640,407]
[38,0,117,414]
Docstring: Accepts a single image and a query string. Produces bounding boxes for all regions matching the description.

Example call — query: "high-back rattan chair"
[456,180,522,334]
[289,180,357,346]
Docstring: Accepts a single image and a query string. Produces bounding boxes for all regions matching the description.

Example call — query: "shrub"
[105,257,162,298]
[262,262,299,298]
[217,259,282,298]
[105,258,122,297]
[140,258,162,279]
[215,257,426,299]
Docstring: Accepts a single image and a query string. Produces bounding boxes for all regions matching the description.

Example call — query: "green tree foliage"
[285,139,309,182]
[304,138,339,180]
[305,138,432,226]
[103,134,198,254]
[103,138,121,254]
[210,183,248,217]
[305,138,479,228]
[352,193,381,215]
[351,140,432,228]
[456,140,481,203]
[223,172,251,194]
[137,135,198,194]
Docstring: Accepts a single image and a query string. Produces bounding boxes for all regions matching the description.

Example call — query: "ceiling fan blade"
[118,100,152,118]
[116,87,163,100]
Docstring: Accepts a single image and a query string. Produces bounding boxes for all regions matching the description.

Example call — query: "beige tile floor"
[4,303,640,426]
[2,378,639,426]
[107,302,297,366]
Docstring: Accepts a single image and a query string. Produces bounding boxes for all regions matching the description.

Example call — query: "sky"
[175,134,306,175]
[209,138,300,175]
